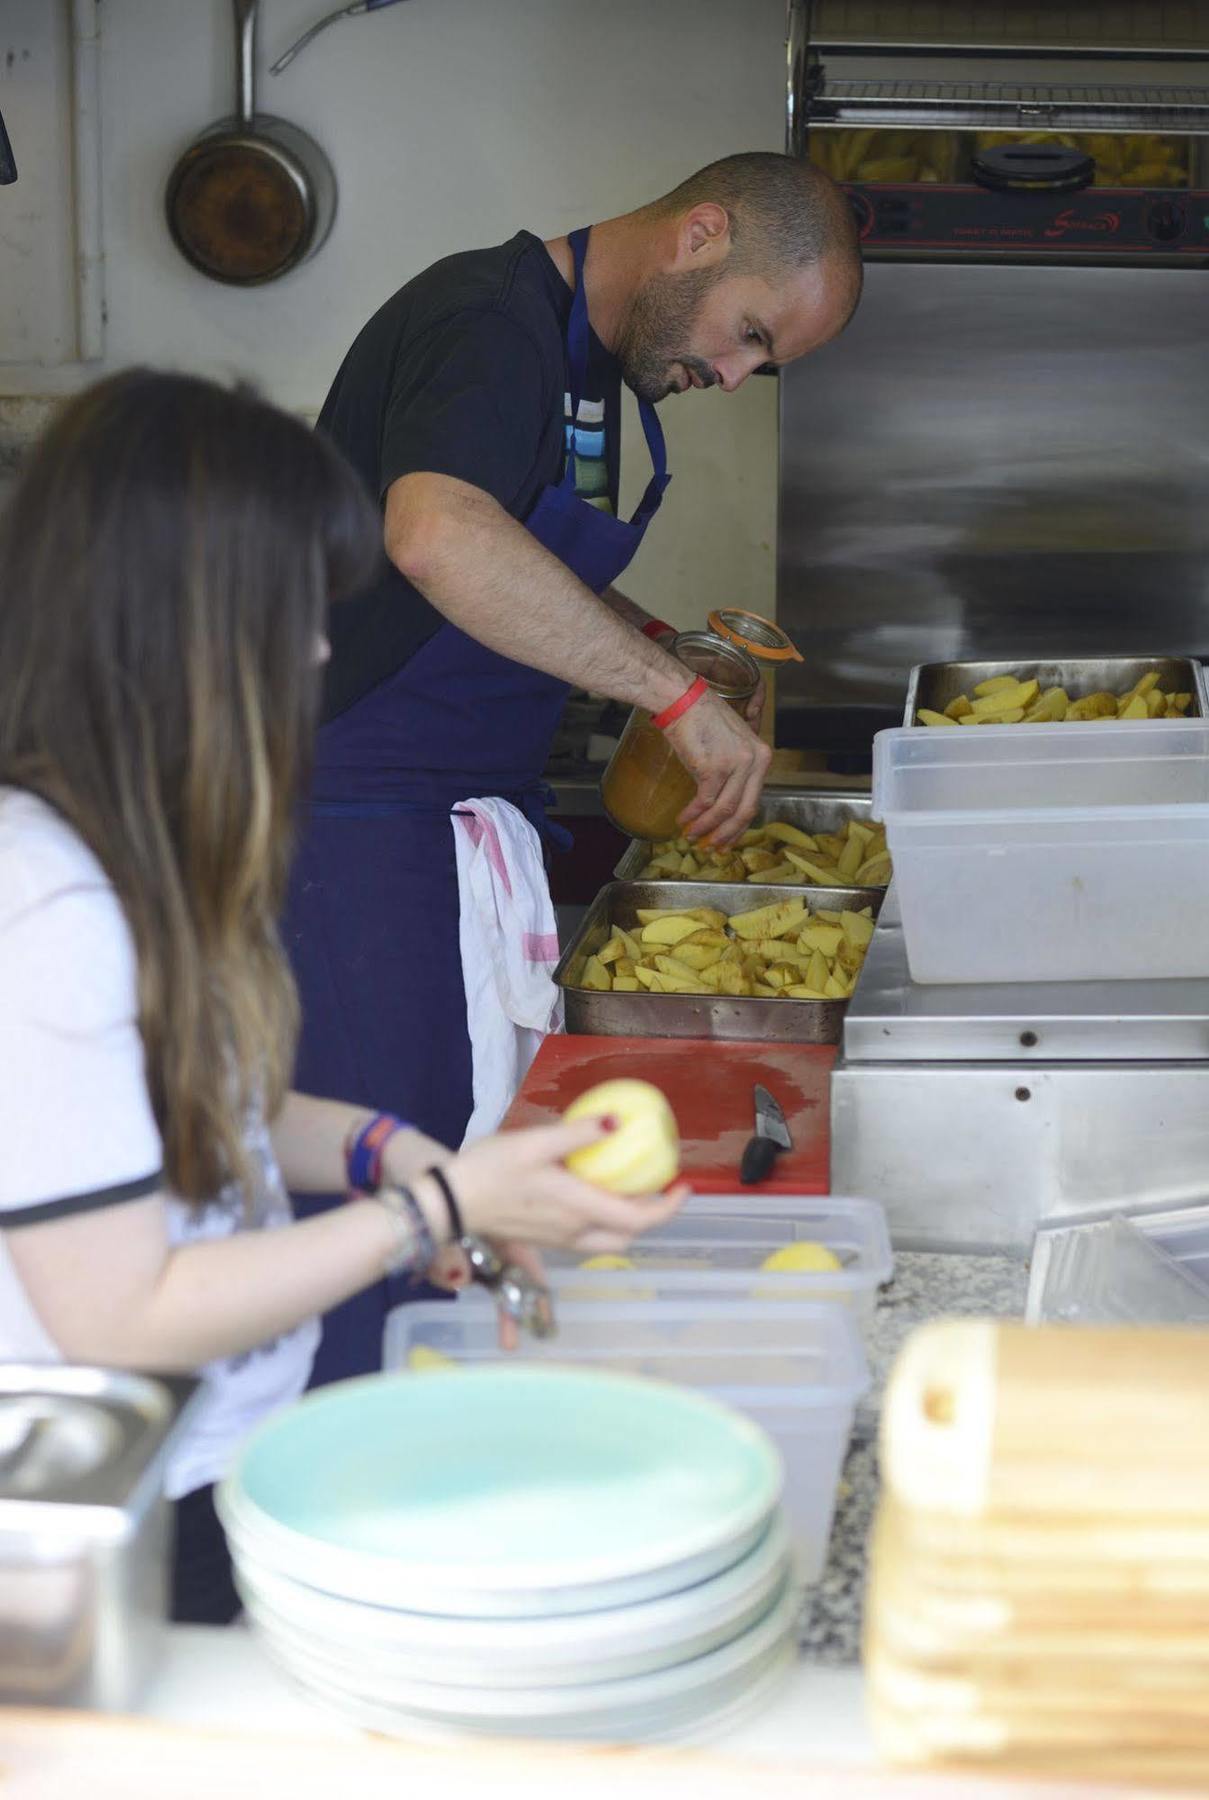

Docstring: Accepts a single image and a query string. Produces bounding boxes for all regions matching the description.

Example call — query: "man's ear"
[672,202,732,272]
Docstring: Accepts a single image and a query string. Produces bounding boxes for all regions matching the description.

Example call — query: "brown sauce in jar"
[600,633,759,841]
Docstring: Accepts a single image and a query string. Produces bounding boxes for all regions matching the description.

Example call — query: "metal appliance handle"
[234,0,257,127]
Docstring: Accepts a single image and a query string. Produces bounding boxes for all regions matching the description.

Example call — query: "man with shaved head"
[286,152,863,1390]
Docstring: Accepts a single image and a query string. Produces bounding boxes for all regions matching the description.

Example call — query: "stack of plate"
[218,1364,796,1744]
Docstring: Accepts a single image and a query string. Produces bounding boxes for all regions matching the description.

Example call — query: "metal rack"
[810,77,1209,130]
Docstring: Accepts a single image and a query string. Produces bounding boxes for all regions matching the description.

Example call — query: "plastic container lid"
[874,718,1209,821]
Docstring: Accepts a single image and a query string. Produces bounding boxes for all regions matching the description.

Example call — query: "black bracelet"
[425,1164,465,1244]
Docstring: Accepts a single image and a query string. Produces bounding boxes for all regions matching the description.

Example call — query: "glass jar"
[600,631,760,841]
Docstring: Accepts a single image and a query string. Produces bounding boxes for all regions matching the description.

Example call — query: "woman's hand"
[423,1119,687,1257]
[424,1238,549,1352]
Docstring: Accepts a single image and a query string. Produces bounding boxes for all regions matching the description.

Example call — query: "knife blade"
[740,1083,792,1185]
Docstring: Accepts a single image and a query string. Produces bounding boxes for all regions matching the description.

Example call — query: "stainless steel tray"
[904,654,1208,725]
[556,880,883,1043]
[613,790,880,882]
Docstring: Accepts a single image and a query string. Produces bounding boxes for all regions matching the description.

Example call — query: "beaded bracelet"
[373,1185,437,1276]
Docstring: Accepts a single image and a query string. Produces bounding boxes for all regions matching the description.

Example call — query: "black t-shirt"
[317,230,622,721]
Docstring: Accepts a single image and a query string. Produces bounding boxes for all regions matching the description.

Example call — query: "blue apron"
[286,227,671,1386]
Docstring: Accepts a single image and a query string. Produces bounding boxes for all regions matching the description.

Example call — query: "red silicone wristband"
[651,676,708,732]
[641,618,675,641]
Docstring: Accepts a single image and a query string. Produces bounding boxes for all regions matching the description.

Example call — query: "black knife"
[740,1083,793,1185]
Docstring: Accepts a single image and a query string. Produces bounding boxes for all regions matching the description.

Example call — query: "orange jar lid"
[707,608,804,664]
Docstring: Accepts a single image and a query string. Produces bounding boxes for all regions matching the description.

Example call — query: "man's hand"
[665,690,772,847]
[744,678,766,737]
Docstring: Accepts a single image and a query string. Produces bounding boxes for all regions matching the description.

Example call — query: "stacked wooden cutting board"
[866,1321,1209,1789]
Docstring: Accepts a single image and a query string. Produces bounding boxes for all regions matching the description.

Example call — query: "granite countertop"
[797,1249,1030,1663]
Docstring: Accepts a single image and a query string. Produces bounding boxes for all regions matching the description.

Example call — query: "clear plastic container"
[542,1195,893,1334]
[872,718,1209,984]
[384,1297,870,1584]
[1028,1211,1209,1326]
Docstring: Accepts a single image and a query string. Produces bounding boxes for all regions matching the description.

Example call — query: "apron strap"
[565,226,672,526]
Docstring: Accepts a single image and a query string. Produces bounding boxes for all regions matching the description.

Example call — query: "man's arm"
[599,586,676,642]
[600,589,766,737]
[385,472,770,843]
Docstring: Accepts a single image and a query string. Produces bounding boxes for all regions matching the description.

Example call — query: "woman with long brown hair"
[0,370,680,1623]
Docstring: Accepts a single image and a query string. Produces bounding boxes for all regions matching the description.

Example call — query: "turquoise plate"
[220,1365,782,1616]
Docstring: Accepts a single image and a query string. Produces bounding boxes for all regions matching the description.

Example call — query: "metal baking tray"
[904,654,1209,725]
[613,790,883,883]
[555,880,884,1043]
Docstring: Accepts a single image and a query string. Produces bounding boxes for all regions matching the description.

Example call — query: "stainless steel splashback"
[776,258,1209,734]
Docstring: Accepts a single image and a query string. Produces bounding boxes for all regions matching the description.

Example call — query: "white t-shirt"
[0,789,318,1500]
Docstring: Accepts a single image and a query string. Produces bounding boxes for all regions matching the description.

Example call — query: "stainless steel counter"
[831,887,1209,1252]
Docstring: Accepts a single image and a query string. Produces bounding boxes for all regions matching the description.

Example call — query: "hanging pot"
[165,0,336,286]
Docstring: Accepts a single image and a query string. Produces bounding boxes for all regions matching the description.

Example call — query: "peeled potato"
[760,1241,842,1274]
[563,1078,680,1195]
[407,1346,458,1371]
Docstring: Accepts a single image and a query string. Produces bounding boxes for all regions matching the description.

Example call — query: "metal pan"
[166,0,336,286]
[613,790,882,883]
[904,655,1208,726]
[556,881,884,1044]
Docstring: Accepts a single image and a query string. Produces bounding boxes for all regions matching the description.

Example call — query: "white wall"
[0,0,787,625]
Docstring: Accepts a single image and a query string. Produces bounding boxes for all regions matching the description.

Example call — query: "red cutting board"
[502,1034,834,1194]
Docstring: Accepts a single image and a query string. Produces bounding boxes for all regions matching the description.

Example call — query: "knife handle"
[740,1135,780,1186]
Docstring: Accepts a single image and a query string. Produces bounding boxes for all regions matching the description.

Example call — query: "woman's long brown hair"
[0,371,382,1201]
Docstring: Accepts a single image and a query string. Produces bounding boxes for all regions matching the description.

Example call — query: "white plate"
[219,1365,782,1617]
[232,1513,792,1689]
[249,1581,799,1742]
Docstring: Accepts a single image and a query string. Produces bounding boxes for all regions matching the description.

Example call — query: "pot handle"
[233,0,258,127]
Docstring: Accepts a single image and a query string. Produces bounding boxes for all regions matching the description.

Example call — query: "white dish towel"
[453,797,564,1143]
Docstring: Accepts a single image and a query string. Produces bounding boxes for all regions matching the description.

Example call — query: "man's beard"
[616,264,722,403]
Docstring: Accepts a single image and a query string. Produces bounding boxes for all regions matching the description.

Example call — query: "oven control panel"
[847,185,1209,259]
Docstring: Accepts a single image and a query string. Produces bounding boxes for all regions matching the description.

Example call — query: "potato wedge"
[740,848,782,873]
[917,708,957,727]
[687,908,728,930]
[855,852,892,885]
[799,922,845,957]
[782,851,847,887]
[669,943,725,972]
[580,955,612,991]
[836,834,864,880]
[761,821,820,850]
[728,900,807,940]
[806,948,830,993]
[641,915,702,947]
[841,909,875,950]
